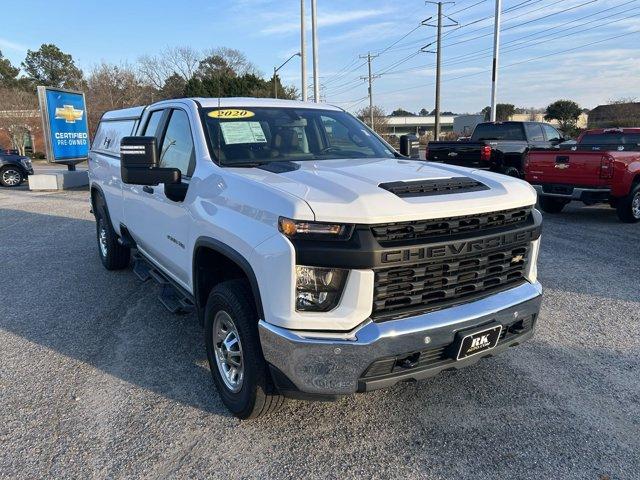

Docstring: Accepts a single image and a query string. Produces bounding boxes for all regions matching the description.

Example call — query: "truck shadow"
[0,208,229,417]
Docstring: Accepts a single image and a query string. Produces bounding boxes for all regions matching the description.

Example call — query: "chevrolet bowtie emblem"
[55,105,84,123]
[511,254,525,264]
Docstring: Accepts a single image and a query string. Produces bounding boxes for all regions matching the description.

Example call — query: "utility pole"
[300,0,307,102]
[490,0,503,122]
[360,52,379,130]
[434,2,443,139]
[425,2,456,140]
[311,0,320,102]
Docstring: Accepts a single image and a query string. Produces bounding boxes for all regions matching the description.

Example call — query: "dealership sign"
[37,86,89,164]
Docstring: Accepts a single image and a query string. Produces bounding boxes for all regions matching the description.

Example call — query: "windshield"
[202,107,396,166]
[471,123,525,141]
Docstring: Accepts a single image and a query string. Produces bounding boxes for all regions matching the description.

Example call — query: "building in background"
[509,112,588,129]
[588,102,640,128]
[453,114,485,136]
[0,109,45,155]
[385,115,455,139]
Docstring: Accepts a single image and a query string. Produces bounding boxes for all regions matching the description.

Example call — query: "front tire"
[0,166,23,187]
[204,280,284,419]
[539,196,568,214]
[94,204,130,270]
[616,183,640,223]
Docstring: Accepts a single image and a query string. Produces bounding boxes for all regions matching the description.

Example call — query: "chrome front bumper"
[259,282,543,396]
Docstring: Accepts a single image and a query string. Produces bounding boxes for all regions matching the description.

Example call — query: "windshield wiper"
[223,161,269,168]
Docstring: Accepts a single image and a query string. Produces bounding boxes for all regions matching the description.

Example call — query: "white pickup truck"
[88,98,542,419]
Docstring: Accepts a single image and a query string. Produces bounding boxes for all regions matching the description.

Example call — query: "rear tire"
[94,204,131,270]
[503,167,521,178]
[616,183,640,223]
[539,196,568,214]
[0,166,23,187]
[204,280,284,419]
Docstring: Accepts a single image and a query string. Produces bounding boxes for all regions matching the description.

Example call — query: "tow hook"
[397,352,421,369]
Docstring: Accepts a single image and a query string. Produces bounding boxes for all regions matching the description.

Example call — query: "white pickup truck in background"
[88,98,542,419]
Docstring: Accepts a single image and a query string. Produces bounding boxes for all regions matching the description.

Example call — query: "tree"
[429,108,455,116]
[356,106,388,134]
[544,99,581,132]
[391,108,415,117]
[21,44,84,89]
[0,50,20,88]
[85,62,155,131]
[197,47,259,79]
[138,46,201,89]
[481,103,515,121]
[0,87,40,155]
[160,73,187,99]
[183,72,296,99]
[419,108,430,116]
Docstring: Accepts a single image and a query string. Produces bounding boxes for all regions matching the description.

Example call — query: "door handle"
[555,155,569,163]
[143,186,154,194]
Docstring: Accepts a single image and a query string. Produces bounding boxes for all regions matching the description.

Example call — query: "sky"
[2,0,639,114]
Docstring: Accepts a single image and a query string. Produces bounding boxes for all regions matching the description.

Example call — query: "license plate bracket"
[455,324,502,361]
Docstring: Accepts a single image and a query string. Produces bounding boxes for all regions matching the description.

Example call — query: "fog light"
[295,266,347,312]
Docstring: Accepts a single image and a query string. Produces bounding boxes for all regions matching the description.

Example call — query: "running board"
[132,253,195,314]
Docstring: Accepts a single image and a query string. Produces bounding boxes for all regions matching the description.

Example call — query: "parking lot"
[0,186,638,479]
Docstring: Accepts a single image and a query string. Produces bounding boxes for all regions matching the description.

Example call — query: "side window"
[543,124,561,142]
[159,110,195,177]
[320,115,377,156]
[143,110,165,137]
[525,123,545,142]
[92,119,135,157]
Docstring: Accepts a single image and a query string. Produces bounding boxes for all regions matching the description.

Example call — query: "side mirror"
[399,134,421,159]
[120,136,180,186]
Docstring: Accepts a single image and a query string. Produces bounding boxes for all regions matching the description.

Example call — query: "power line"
[378,2,638,76]
[375,29,640,96]
[443,0,599,47]
[383,0,547,54]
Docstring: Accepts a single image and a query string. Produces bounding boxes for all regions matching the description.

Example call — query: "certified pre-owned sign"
[37,86,89,165]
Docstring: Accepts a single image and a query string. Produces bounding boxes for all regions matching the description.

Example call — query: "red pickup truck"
[525,128,640,222]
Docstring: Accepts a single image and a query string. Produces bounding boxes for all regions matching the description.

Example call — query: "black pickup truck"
[427,121,566,177]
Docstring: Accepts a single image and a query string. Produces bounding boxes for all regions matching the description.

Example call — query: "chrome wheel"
[632,191,640,219]
[213,311,244,393]
[98,220,108,258]
[2,168,21,186]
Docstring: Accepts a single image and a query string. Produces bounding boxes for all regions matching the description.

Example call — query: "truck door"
[123,107,196,288]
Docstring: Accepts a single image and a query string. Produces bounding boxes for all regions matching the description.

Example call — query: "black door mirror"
[399,134,421,159]
[120,136,180,186]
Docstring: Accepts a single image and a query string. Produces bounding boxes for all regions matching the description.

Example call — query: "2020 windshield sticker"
[220,121,267,145]
[208,109,255,119]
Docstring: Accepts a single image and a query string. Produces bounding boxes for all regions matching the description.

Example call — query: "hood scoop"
[379,177,489,198]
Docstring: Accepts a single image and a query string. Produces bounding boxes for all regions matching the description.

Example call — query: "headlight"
[525,237,541,283]
[295,266,347,311]
[279,217,353,241]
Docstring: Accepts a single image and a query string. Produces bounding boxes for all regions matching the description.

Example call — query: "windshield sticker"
[220,121,267,145]
[208,109,255,119]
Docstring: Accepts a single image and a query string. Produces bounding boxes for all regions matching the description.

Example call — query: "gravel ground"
[0,186,638,480]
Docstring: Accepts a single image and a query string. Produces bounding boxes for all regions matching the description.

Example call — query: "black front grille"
[371,207,532,246]
[372,243,530,320]
[379,177,489,198]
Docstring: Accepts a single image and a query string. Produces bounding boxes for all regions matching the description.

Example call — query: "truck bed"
[525,149,612,188]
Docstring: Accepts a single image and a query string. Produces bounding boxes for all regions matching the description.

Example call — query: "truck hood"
[230,158,537,223]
